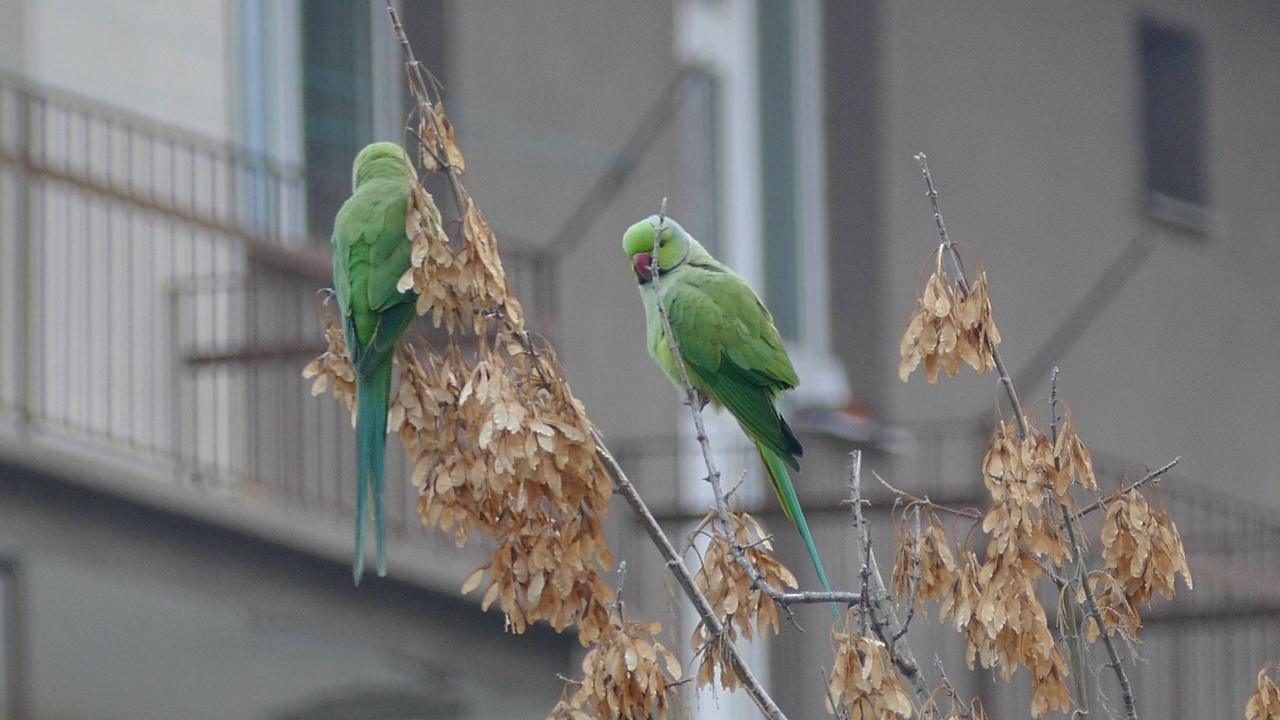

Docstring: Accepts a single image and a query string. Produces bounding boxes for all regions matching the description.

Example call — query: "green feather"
[355,358,393,581]
[759,443,839,620]
[333,142,416,583]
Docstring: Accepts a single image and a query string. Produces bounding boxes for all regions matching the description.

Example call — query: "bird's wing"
[334,181,416,377]
[664,264,801,464]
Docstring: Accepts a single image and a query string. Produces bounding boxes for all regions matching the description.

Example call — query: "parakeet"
[623,214,839,618]
[332,141,417,583]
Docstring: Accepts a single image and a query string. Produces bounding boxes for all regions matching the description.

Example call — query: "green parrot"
[332,141,418,583]
[623,215,839,619]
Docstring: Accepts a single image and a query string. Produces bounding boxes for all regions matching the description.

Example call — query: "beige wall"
[453,1,683,442]
[878,1,1280,509]
[21,0,231,139]
[0,0,22,73]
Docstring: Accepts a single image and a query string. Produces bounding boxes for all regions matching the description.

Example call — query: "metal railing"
[0,70,554,577]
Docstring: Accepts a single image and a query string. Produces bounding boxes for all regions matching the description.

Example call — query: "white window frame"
[676,0,848,408]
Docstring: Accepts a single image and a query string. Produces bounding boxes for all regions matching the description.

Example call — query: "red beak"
[633,252,653,281]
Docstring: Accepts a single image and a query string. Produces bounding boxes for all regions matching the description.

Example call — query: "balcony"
[0,69,557,590]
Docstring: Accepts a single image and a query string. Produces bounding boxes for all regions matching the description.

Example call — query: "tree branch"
[915,153,1027,437]
[847,451,932,705]
[915,154,1139,720]
[593,429,788,720]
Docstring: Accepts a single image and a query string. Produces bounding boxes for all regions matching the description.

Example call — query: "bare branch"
[915,152,1027,438]
[847,451,932,705]
[594,430,788,720]
[1072,458,1180,521]
[914,155,1143,719]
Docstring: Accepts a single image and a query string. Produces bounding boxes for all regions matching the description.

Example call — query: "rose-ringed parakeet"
[623,215,839,618]
[332,141,418,583]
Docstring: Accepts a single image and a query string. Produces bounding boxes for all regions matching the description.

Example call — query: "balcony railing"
[0,70,563,583]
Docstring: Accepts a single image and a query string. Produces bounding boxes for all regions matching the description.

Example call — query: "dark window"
[302,0,374,241]
[682,69,722,257]
[758,0,799,339]
[1140,17,1211,233]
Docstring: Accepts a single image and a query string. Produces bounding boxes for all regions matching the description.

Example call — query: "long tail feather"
[759,443,841,621]
[354,360,393,584]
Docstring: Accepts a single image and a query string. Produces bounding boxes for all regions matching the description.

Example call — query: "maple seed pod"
[692,511,797,689]
[899,250,1003,383]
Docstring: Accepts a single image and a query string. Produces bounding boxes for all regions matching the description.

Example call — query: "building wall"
[0,466,570,720]
[19,0,232,141]
[451,1,683,446]
[0,1,22,74]
[878,1,1280,510]
[1,3,579,718]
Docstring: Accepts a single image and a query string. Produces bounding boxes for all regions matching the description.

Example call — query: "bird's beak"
[632,252,653,282]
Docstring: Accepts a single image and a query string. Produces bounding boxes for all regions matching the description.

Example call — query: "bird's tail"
[354,360,392,584]
[758,442,841,621]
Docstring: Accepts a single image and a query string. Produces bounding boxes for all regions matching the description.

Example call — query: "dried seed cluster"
[899,255,1000,383]
[891,512,957,608]
[400,338,615,644]
[1089,485,1192,641]
[306,102,617,651]
[918,694,988,720]
[550,606,683,720]
[395,183,524,335]
[1247,663,1280,720]
[895,246,1196,718]
[887,414,1194,719]
[302,321,356,418]
[691,512,797,691]
[827,622,914,719]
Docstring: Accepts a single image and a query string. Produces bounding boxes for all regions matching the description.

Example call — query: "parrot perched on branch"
[332,141,417,583]
[623,215,839,618]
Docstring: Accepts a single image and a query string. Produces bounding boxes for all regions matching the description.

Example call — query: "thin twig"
[645,210,737,541]
[387,3,468,216]
[915,154,1142,719]
[614,561,627,614]
[594,429,788,720]
[1072,458,1180,520]
[1049,370,1091,716]
[915,153,1027,438]
[1050,370,1138,719]
[876,472,985,521]
[847,451,932,705]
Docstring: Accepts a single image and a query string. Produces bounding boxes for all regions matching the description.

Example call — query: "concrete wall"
[19,0,231,140]
[1,466,570,720]
[451,1,682,445]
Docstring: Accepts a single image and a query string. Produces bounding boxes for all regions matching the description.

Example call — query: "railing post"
[1,559,30,720]
[14,85,33,436]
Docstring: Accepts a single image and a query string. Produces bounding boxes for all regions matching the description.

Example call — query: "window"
[302,1,375,240]
[1140,17,1211,234]
[673,2,852,458]
[239,1,446,243]
[676,0,845,405]
[757,0,799,339]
